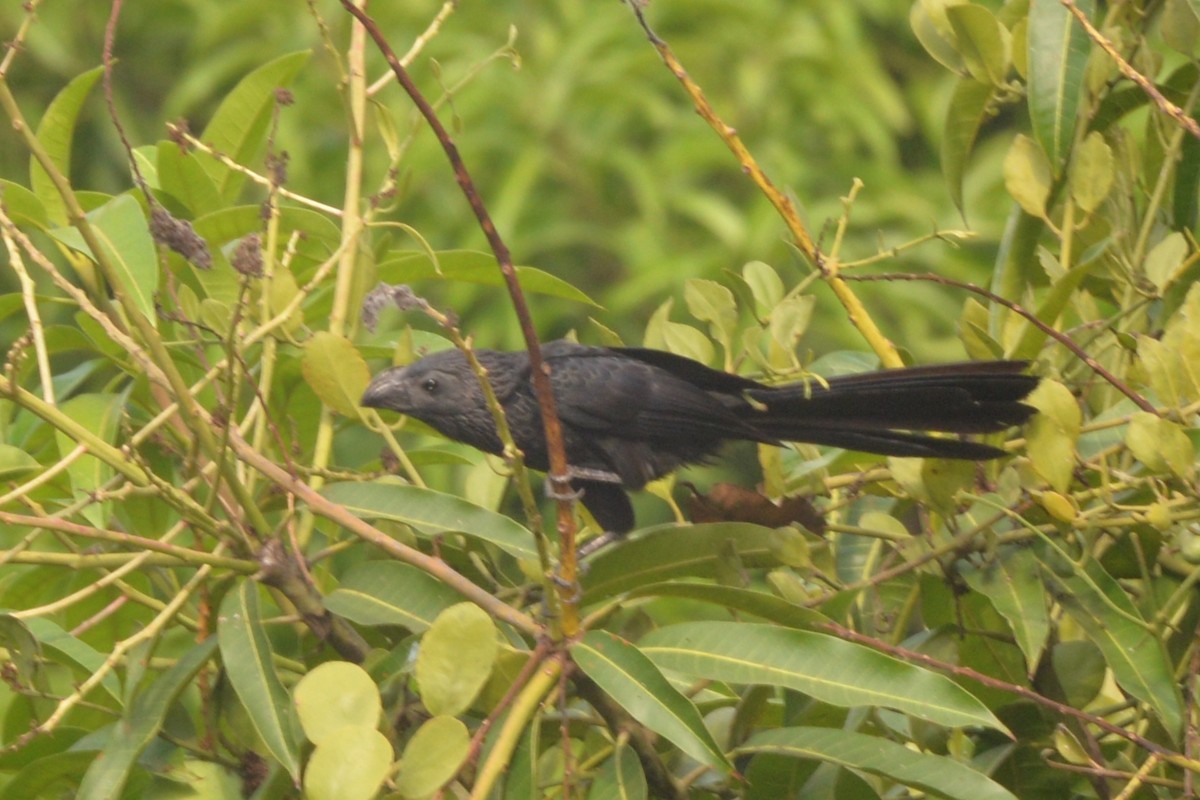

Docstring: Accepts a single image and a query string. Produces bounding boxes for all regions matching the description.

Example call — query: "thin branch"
[622,2,903,369]
[1061,0,1200,140]
[336,1,582,631]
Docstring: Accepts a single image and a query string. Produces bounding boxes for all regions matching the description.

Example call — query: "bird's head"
[360,348,483,424]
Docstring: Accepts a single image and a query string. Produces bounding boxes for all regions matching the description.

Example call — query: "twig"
[623,2,903,369]
[1061,0,1200,140]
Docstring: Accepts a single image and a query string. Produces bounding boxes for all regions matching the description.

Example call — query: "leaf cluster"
[0,2,1199,800]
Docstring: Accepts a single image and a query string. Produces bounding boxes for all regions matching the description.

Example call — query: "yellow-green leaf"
[1025,379,1080,492]
[302,332,371,418]
[1004,134,1052,218]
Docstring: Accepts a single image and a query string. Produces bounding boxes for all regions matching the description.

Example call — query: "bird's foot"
[566,465,623,484]
[543,475,583,502]
[549,567,582,602]
[576,531,620,559]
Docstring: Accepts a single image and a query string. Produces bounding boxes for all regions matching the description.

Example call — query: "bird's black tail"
[746,361,1038,459]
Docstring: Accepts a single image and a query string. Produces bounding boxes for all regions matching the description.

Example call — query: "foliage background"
[1,1,1199,799]
[1,0,1004,357]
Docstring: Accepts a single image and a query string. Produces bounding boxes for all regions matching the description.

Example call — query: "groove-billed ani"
[361,341,1038,536]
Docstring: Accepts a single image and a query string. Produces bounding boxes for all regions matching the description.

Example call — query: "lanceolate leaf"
[571,630,733,774]
[324,561,463,632]
[942,78,996,216]
[1027,0,1094,172]
[739,727,1017,800]
[1037,546,1184,738]
[959,546,1050,674]
[583,523,784,602]
[377,249,598,307]
[75,638,218,800]
[322,481,537,560]
[31,66,104,225]
[217,582,303,780]
[49,195,159,326]
[198,51,311,199]
[640,622,1007,732]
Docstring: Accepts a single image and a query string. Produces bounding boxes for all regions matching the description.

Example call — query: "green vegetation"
[0,1,1198,798]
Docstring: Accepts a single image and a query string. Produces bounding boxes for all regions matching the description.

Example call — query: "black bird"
[361,341,1037,538]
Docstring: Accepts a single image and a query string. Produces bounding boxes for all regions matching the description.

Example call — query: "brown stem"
[336,2,581,628]
[256,539,370,663]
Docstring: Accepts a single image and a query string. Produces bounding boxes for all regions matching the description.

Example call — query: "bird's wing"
[545,348,758,441]
[607,346,764,393]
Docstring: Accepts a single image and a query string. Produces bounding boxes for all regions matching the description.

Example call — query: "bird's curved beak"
[360,367,411,412]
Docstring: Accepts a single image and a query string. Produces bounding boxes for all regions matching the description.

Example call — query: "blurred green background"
[1,0,1020,359]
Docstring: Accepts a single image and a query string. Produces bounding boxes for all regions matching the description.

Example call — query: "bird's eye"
[422,377,438,393]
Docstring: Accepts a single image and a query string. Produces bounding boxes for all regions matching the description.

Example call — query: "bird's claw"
[543,475,583,502]
[550,567,582,602]
[576,531,620,559]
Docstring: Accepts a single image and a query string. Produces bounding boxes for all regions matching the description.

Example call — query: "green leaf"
[742,261,784,317]
[1050,640,1106,709]
[1176,125,1200,230]
[198,51,311,199]
[626,582,830,629]
[30,66,104,225]
[1027,0,1093,172]
[684,279,738,357]
[76,639,218,800]
[910,0,968,75]
[0,615,43,695]
[303,726,393,800]
[571,631,733,774]
[768,296,816,353]
[321,481,537,560]
[583,523,785,603]
[1068,131,1114,214]
[302,332,371,418]
[738,727,1017,800]
[217,581,303,780]
[0,179,51,229]
[959,547,1049,673]
[395,716,470,799]
[1011,256,1102,359]
[53,392,122,527]
[942,79,996,216]
[0,444,39,480]
[643,298,715,365]
[1164,0,1200,55]
[587,740,647,800]
[190,205,340,304]
[1003,135,1052,218]
[1143,231,1188,294]
[415,603,498,717]
[1024,379,1080,493]
[49,194,159,326]
[640,622,1007,731]
[324,561,463,632]
[946,4,1011,86]
[377,249,598,307]
[2,751,98,799]
[24,617,122,704]
[1126,412,1195,478]
[1037,544,1184,737]
[294,662,382,746]
[156,141,224,216]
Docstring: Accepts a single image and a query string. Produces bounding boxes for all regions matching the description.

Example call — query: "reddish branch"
[336,1,583,618]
